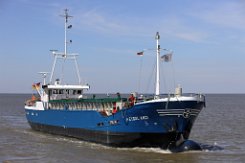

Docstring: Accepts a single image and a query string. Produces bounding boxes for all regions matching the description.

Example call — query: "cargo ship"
[25,9,206,151]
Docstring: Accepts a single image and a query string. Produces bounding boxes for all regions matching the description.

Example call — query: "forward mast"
[155,32,160,99]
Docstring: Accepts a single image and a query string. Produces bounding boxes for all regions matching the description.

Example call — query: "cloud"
[59,1,245,44]
[75,9,129,35]
[190,1,245,30]
[73,8,208,43]
[156,16,208,43]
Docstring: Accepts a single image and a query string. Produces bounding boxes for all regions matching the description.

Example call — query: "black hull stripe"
[29,122,178,148]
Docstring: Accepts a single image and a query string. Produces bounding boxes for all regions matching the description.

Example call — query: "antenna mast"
[49,9,81,84]
[61,8,73,57]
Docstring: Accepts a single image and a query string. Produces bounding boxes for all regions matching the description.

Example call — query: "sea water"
[0,94,245,163]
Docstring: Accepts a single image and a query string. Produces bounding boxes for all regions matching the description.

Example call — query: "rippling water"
[1,94,245,163]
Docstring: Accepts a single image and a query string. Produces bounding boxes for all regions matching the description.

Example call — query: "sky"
[0,0,245,94]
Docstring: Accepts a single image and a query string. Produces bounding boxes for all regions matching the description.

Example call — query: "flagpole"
[155,32,160,99]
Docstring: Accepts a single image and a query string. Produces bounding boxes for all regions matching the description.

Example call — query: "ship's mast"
[49,9,81,84]
[62,8,72,57]
[155,32,160,99]
[138,32,172,98]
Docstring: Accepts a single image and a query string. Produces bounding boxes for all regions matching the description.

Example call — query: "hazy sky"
[0,0,245,94]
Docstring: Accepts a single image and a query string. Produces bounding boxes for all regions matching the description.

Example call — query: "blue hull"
[25,100,204,148]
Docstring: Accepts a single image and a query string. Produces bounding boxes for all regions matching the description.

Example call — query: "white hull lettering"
[126,116,149,122]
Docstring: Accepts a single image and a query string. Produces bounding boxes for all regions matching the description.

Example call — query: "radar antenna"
[38,72,50,85]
